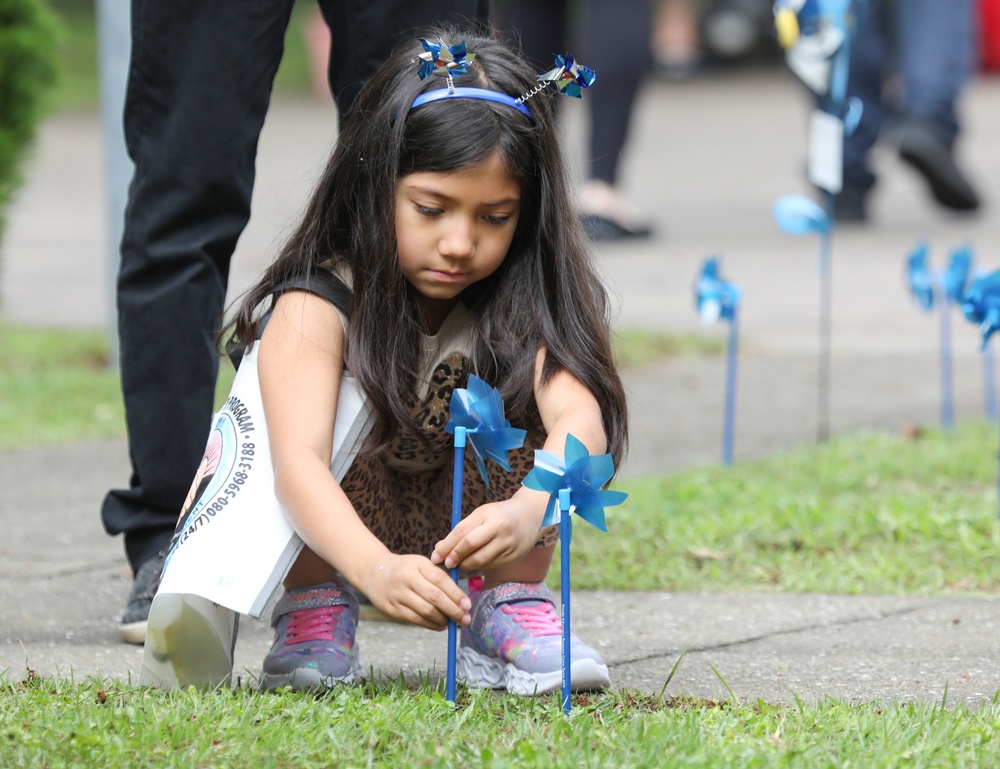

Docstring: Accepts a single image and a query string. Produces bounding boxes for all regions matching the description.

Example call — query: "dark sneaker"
[457,579,610,696]
[832,180,869,223]
[897,119,980,211]
[260,582,361,691]
[120,550,166,644]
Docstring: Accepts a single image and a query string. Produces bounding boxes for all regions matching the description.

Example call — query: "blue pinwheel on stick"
[772,0,864,444]
[694,257,743,466]
[443,374,526,703]
[905,242,973,430]
[773,194,835,442]
[960,269,1000,517]
[522,434,627,714]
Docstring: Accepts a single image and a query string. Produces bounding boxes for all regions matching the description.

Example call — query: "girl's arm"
[258,290,470,630]
[430,349,608,573]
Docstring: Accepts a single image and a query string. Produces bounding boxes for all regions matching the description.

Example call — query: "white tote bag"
[141,340,372,688]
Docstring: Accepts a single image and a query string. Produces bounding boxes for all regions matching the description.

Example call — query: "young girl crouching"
[227,26,629,695]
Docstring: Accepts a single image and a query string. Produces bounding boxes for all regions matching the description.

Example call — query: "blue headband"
[410,87,534,120]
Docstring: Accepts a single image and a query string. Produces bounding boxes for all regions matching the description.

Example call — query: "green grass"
[614,327,724,368]
[568,422,1000,596]
[3,676,999,768]
[0,324,689,450]
[0,323,234,450]
[4,323,1000,762]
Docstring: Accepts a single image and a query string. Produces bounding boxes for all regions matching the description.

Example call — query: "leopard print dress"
[336,306,553,557]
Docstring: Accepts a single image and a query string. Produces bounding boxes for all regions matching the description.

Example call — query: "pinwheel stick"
[817,190,834,443]
[558,487,572,714]
[723,303,741,467]
[446,425,473,704]
[984,340,997,420]
[937,282,955,431]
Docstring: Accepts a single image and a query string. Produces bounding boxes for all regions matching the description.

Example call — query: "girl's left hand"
[430,496,544,572]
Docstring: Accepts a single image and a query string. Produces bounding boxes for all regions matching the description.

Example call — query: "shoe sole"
[139,592,238,690]
[456,646,610,696]
[260,654,362,692]
[120,619,148,645]
[899,142,979,211]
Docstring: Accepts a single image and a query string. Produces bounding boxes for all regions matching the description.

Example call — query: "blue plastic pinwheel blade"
[961,270,1000,349]
[446,375,526,484]
[944,246,973,303]
[842,96,863,137]
[695,257,723,324]
[906,242,934,312]
[773,195,830,236]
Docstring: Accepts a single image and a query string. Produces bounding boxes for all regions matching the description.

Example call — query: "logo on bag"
[166,396,258,559]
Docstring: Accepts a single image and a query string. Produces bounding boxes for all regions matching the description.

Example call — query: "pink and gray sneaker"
[260,582,361,691]
[457,579,610,696]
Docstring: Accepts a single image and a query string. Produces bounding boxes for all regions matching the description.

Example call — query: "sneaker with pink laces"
[457,579,610,696]
[260,582,361,691]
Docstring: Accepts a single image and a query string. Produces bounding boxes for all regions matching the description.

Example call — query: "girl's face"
[395,151,521,330]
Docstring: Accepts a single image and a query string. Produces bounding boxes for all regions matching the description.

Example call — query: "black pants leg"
[103,0,492,575]
[320,0,493,122]
[103,0,295,573]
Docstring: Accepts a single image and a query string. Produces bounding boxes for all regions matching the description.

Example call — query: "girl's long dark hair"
[229,26,628,467]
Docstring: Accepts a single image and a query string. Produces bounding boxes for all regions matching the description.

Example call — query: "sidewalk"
[2,71,1000,705]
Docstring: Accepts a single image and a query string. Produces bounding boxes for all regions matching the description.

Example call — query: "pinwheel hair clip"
[442,374,526,703]
[410,41,595,121]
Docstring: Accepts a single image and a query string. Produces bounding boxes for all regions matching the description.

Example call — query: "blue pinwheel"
[442,374,525,703]
[772,2,865,444]
[446,374,526,484]
[905,243,974,430]
[962,269,1000,350]
[906,242,935,311]
[522,434,627,713]
[960,268,1000,516]
[773,194,835,442]
[537,53,596,98]
[415,38,476,81]
[694,258,742,466]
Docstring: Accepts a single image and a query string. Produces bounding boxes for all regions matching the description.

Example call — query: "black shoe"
[580,213,653,242]
[897,120,980,211]
[119,550,166,644]
[832,181,869,223]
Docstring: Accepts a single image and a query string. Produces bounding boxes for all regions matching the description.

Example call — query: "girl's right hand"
[361,554,472,631]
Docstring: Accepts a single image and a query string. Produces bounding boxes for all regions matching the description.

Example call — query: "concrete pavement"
[2,70,1000,705]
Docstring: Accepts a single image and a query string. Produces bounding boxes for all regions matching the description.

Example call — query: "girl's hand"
[361,554,471,631]
[430,496,545,572]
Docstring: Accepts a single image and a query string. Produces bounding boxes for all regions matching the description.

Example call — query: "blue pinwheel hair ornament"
[415,38,476,91]
[445,374,527,485]
[522,433,627,714]
[517,52,596,106]
[537,53,596,98]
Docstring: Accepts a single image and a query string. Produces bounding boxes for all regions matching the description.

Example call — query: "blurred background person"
[497,0,655,241]
[835,0,981,221]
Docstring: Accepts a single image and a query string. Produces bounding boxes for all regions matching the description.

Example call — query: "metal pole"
[96,0,133,367]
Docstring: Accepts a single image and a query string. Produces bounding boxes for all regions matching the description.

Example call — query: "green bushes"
[0,0,58,242]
